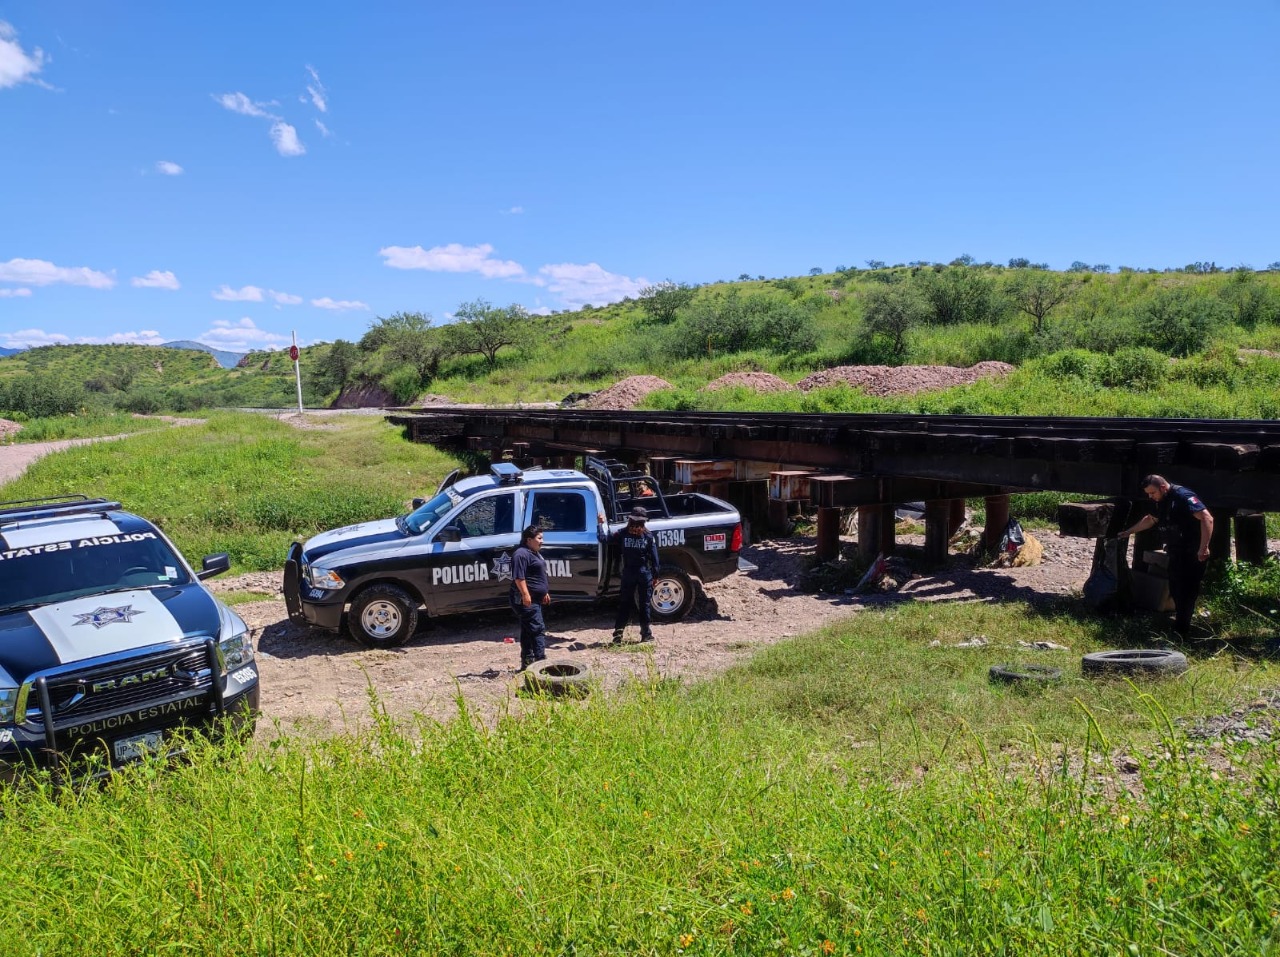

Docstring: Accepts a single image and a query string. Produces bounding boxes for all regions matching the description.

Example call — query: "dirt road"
[217,532,1101,739]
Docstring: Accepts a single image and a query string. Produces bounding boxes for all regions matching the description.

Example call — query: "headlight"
[0,687,17,724]
[218,627,255,671]
[306,566,345,590]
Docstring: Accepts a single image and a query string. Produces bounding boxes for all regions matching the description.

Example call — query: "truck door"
[427,491,519,613]
[525,489,599,600]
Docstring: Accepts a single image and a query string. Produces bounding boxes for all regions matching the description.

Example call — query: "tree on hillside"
[316,339,360,392]
[862,285,929,360]
[359,312,432,352]
[914,267,1006,326]
[1007,272,1078,335]
[808,267,823,276]
[447,300,529,368]
[637,281,697,324]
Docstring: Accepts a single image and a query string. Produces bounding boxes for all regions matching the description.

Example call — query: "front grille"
[23,644,214,727]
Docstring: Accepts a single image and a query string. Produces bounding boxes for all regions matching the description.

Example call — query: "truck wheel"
[1081,649,1188,678]
[348,584,419,648]
[650,566,695,622]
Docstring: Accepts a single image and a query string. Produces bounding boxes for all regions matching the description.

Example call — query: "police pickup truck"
[285,458,747,647]
[0,495,259,778]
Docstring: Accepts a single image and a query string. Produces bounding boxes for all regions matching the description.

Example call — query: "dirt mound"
[703,372,793,393]
[796,363,1014,396]
[0,419,23,443]
[331,383,396,409]
[585,375,674,410]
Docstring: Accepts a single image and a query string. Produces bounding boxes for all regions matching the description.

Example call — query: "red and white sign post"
[290,331,303,415]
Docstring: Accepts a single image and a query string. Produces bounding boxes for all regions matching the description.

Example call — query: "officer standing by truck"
[510,524,551,670]
[610,506,661,644]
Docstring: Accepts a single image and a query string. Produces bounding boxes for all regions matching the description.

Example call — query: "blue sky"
[2,1,1278,352]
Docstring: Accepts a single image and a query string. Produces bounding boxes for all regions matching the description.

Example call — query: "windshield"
[403,489,462,535]
[0,530,193,613]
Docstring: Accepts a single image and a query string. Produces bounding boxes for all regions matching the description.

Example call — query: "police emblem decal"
[72,605,146,629]
[491,552,513,582]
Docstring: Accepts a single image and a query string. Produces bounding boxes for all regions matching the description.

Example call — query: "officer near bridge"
[610,506,661,644]
[1117,474,1214,638]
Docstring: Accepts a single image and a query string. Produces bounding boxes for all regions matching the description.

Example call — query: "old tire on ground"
[523,660,592,697]
[1081,649,1188,678]
[650,565,696,622]
[348,584,419,648]
[989,663,1063,685]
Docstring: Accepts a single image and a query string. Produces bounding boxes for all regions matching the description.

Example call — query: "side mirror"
[411,497,426,510]
[437,526,461,543]
[197,552,231,580]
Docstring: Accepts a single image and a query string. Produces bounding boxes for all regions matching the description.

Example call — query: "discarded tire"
[523,660,593,697]
[989,663,1063,685]
[1081,649,1189,678]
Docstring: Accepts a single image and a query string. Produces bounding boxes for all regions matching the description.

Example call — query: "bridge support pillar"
[1209,505,1232,561]
[857,505,895,561]
[816,507,841,561]
[924,500,950,566]
[983,494,1010,551]
[1234,511,1268,565]
[949,498,966,535]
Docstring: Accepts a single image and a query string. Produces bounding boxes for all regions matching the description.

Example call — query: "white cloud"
[269,289,303,305]
[314,119,331,137]
[1,328,70,348]
[99,330,166,345]
[0,21,46,90]
[505,206,524,215]
[0,327,163,348]
[0,257,115,289]
[212,284,264,302]
[155,160,183,176]
[311,296,369,311]
[0,287,33,297]
[198,317,290,351]
[270,121,305,156]
[213,91,274,118]
[379,242,526,279]
[538,262,648,308]
[132,270,180,290]
[305,66,327,112]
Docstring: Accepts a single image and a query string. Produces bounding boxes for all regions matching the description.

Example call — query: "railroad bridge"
[387,408,1279,567]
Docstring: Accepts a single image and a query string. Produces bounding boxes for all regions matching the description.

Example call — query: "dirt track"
[217,531,1102,739]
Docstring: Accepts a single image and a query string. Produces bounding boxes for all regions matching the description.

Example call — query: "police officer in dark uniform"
[1117,474,1214,637]
[510,524,550,670]
[610,506,661,644]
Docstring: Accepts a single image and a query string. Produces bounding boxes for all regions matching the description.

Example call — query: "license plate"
[113,730,165,762]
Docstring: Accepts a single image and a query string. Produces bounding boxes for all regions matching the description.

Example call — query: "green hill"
[2,264,1279,419]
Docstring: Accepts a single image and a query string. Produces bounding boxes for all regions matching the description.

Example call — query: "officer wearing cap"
[1117,474,1214,637]
[611,506,661,643]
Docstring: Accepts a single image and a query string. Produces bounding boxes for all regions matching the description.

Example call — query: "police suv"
[0,495,259,777]
[285,459,748,647]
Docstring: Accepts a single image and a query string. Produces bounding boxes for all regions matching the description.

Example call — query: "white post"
[292,330,304,415]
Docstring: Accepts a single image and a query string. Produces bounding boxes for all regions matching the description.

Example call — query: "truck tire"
[989,663,1063,685]
[348,584,419,648]
[523,660,592,698]
[650,566,695,622]
[1081,649,1188,678]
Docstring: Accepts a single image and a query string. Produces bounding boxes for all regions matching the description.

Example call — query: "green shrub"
[1098,347,1168,389]
[0,375,89,417]
[383,365,425,404]
[1035,349,1100,382]
[1137,286,1232,357]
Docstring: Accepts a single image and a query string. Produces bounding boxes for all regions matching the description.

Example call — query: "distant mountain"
[161,340,245,369]
[0,346,24,357]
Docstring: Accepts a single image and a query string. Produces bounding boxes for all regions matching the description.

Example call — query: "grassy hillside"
[4,266,1280,418]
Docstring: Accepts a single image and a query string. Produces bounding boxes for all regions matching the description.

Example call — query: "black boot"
[611,629,623,644]
[640,631,654,643]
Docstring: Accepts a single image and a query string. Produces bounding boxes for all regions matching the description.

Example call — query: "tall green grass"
[0,412,459,570]
[2,619,1276,955]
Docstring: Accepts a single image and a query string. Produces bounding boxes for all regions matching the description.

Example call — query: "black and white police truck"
[285,458,750,647]
[0,495,259,777]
